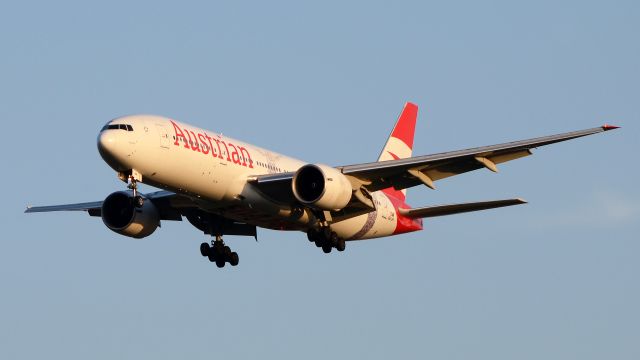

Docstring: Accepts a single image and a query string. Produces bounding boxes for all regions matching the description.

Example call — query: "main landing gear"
[200,236,239,268]
[187,212,241,269]
[307,227,346,254]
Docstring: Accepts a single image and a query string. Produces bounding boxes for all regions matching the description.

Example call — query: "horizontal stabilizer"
[398,198,527,218]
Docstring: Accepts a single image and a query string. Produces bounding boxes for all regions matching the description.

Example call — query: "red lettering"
[212,138,224,159]
[229,143,241,165]
[238,146,253,168]
[171,120,189,149]
[186,130,201,152]
[170,122,255,168]
[204,133,217,158]
[218,139,231,161]
[197,133,209,155]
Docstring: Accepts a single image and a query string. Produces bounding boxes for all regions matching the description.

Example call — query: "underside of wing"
[247,172,296,204]
[399,198,527,218]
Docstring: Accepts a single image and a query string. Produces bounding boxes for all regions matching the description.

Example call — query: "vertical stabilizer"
[378,102,418,201]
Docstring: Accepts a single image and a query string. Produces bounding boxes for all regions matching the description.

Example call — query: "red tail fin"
[390,102,418,149]
[378,102,419,201]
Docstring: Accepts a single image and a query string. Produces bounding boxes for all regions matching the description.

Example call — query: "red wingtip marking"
[602,124,620,130]
[391,102,418,149]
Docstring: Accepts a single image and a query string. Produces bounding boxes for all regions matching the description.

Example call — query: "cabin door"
[156,124,171,149]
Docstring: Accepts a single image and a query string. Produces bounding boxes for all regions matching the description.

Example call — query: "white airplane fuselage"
[27,102,618,267]
[97,115,422,241]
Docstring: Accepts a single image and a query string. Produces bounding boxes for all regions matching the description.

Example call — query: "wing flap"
[419,149,532,183]
[487,149,533,165]
[399,198,527,218]
[247,173,296,204]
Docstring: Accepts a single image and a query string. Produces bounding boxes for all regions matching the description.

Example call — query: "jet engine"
[101,191,159,238]
[292,164,353,211]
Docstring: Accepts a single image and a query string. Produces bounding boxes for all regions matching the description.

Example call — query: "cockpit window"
[101,124,134,132]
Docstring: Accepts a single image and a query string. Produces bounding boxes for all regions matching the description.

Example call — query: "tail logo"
[378,102,419,202]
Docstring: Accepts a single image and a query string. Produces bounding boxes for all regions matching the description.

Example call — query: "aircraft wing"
[250,125,619,204]
[340,125,619,192]
[25,190,258,237]
[25,190,184,220]
[25,200,104,216]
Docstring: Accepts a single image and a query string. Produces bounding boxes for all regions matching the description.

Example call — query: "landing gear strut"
[307,227,346,254]
[200,236,239,268]
[127,174,144,207]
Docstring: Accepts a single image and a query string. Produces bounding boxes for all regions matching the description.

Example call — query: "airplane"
[25,103,619,268]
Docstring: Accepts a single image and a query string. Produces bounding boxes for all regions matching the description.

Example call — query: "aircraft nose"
[97,130,118,157]
[97,128,130,171]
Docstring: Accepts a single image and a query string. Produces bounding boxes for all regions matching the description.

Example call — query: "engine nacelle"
[292,164,353,211]
[101,191,159,239]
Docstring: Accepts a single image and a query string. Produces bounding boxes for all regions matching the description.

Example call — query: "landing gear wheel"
[322,227,332,240]
[336,238,346,252]
[200,242,210,256]
[330,232,339,247]
[202,234,239,268]
[322,244,332,254]
[307,230,316,242]
[229,252,239,266]
[315,239,323,248]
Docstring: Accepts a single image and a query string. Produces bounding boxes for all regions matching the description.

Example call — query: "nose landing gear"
[126,172,144,208]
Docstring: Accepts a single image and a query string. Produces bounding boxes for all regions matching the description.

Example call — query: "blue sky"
[1,1,638,359]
